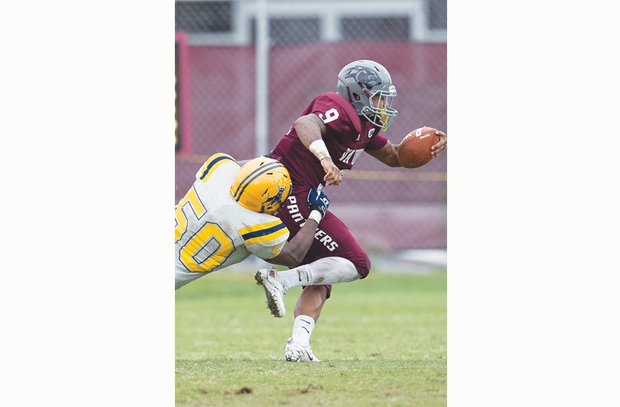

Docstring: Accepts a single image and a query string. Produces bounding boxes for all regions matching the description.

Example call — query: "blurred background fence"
[175,0,446,252]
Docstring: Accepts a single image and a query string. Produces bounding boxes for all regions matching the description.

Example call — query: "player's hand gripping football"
[431,130,447,158]
[307,187,330,220]
[320,157,342,186]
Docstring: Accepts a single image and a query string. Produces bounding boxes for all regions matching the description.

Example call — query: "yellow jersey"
[175,154,289,289]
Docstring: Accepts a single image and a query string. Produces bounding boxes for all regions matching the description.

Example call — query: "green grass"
[176,268,446,406]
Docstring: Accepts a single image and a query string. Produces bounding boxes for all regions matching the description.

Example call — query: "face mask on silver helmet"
[336,60,398,130]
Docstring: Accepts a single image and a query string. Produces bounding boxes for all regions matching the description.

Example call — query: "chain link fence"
[175,0,446,252]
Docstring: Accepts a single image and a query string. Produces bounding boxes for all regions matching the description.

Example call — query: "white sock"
[277,257,360,290]
[291,315,315,347]
[277,264,314,289]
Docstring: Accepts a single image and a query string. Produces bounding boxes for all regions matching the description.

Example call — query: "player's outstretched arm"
[367,130,447,166]
[294,114,342,186]
[366,140,401,167]
[269,187,330,267]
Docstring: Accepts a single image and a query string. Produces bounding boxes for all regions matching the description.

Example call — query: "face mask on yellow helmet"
[229,157,292,215]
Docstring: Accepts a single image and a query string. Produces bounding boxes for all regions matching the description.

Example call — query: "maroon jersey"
[270,92,388,188]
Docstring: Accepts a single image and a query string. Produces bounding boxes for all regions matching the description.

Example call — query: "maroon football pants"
[276,187,371,299]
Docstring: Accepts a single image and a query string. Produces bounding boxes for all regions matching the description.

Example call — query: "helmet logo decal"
[264,185,286,207]
[345,67,382,90]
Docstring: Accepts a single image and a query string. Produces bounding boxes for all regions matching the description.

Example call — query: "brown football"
[397,126,440,168]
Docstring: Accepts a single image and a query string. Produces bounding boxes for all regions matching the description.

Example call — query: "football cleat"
[284,338,320,362]
[255,267,287,317]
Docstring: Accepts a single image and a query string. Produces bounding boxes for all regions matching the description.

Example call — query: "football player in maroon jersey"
[255,59,447,362]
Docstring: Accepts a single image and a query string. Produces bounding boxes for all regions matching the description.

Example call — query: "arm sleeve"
[365,133,389,151]
[239,219,291,260]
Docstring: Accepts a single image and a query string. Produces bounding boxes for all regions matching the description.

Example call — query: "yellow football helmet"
[230,157,292,215]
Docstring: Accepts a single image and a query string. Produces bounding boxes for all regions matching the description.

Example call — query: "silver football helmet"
[336,60,398,129]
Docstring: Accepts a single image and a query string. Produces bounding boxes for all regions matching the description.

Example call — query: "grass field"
[176,267,446,406]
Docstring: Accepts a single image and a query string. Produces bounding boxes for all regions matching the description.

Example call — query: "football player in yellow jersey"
[175,153,330,290]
